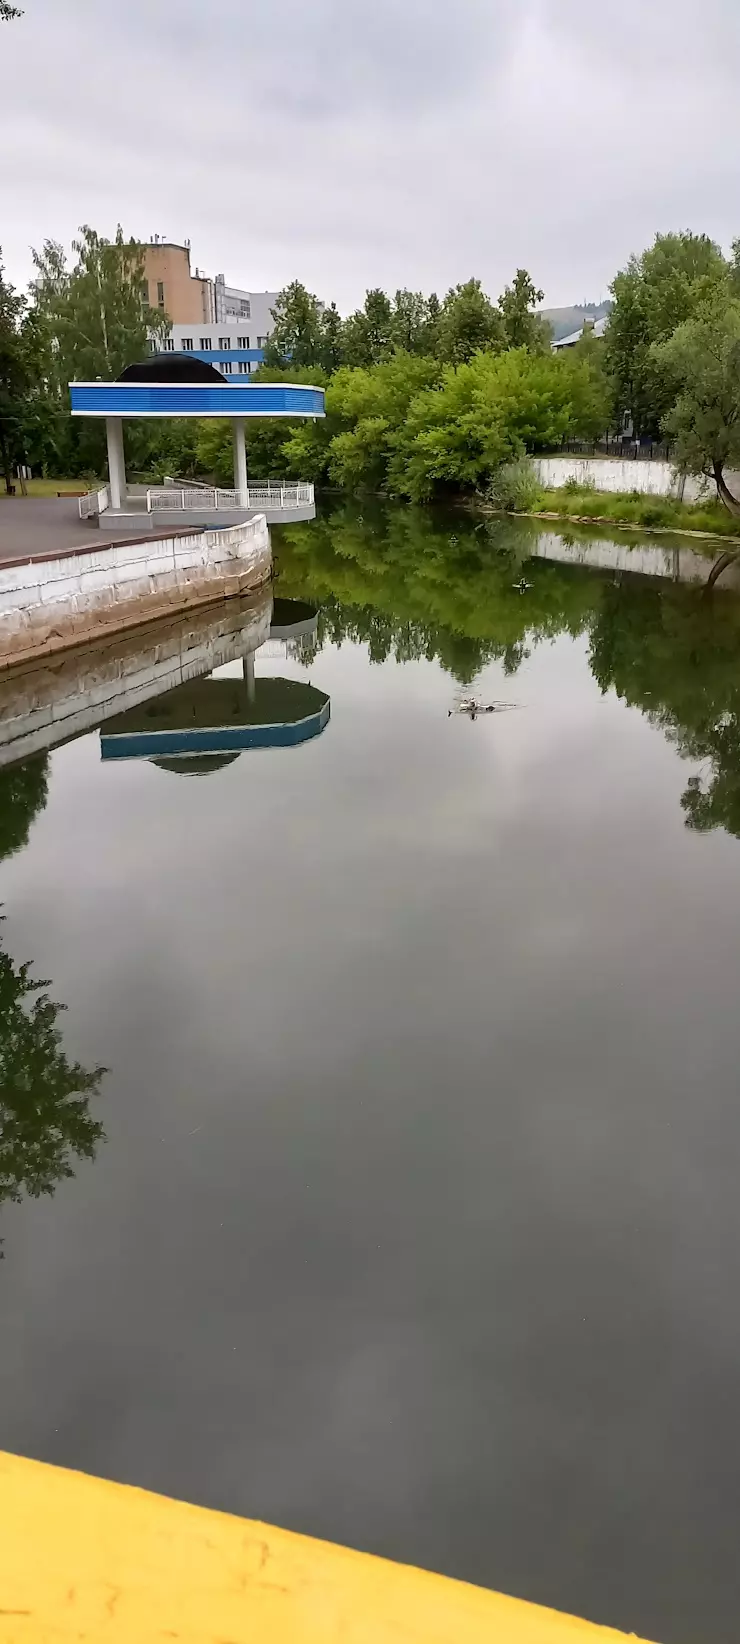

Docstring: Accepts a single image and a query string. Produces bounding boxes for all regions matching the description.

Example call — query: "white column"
[232,417,248,505]
[106,417,127,512]
[243,652,256,703]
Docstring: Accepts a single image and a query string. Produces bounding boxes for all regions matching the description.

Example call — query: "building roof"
[551,315,608,350]
[118,353,225,384]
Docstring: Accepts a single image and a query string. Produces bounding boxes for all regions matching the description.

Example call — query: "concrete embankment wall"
[0,516,271,670]
[532,456,740,501]
[529,528,740,590]
[0,593,272,769]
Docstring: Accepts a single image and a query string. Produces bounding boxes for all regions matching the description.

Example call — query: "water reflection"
[4,506,740,1642]
[0,756,49,859]
[0,921,106,1241]
[276,501,740,837]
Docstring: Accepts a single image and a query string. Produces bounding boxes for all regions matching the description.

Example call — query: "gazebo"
[70,353,325,531]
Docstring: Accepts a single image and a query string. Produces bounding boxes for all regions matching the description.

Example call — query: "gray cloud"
[1,0,739,309]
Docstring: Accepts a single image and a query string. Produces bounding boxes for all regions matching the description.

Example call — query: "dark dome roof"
[151,754,241,776]
[118,353,226,384]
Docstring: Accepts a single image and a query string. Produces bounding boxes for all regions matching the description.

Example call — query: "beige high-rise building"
[141,241,215,325]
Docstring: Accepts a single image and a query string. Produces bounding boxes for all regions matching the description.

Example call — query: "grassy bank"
[528,486,740,540]
[1,478,92,498]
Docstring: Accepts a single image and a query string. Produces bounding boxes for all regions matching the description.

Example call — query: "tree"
[28,226,170,478]
[0,925,106,1224]
[324,353,442,491]
[436,279,505,365]
[0,251,31,492]
[498,268,549,353]
[653,294,740,515]
[342,289,395,367]
[606,231,730,437]
[317,302,345,374]
[0,1,22,18]
[0,756,48,861]
[263,281,324,369]
[390,348,603,501]
[389,290,441,357]
[32,226,168,384]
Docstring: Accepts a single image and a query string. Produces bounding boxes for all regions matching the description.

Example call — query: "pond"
[3,501,740,1644]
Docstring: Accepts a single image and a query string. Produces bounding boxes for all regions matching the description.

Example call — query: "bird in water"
[448,698,520,720]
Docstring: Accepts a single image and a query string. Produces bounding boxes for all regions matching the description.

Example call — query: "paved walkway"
[0,497,138,563]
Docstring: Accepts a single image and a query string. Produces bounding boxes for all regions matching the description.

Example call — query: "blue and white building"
[156,293,278,375]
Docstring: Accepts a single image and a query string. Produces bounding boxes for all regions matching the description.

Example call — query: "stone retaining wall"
[532,457,740,501]
[0,593,272,769]
[0,516,272,670]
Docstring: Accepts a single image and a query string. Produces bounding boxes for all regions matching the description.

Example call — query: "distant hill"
[540,302,612,342]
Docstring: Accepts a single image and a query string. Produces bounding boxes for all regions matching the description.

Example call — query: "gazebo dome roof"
[117,353,226,384]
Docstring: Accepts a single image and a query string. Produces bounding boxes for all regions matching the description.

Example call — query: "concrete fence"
[0,515,272,671]
[532,457,740,502]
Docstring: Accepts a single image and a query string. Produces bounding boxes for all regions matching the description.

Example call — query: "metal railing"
[78,485,110,519]
[556,438,675,463]
[146,482,314,512]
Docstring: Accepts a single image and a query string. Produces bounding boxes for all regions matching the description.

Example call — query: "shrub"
[487,457,542,511]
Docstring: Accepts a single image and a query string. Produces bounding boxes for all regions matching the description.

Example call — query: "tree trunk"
[0,420,14,495]
[713,461,740,516]
[705,550,739,591]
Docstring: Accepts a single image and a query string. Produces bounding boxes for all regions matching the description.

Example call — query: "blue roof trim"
[100,702,330,759]
[70,383,325,418]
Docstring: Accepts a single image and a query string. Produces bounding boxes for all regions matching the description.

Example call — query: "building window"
[240,300,251,319]
[199,336,212,350]
[157,280,165,309]
[256,336,267,348]
[162,337,174,352]
[238,360,251,374]
[182,337,193,351]
[237,335,250,349]
[219,336,231,350]
[222,360,232,374]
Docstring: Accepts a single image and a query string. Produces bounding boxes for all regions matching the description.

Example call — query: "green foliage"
[606,231,731,437]
[653,294,740,511]
[342,289,395,367]
[487,457,543,512]
[32,226,168,383]
[0,249,32,490]
[0,922,106,1219]
[278,499,740,840]
[325,353,442,491]
[499,269,549,352]
[589,579,740,836]
[437,278,505,365]
[263,281,324,369]
[0,1,22,17]
[317,302,345,374]
[391,348,600,501]
[535,485,740,538]
[277,500,594,684]
[0,757,48,861]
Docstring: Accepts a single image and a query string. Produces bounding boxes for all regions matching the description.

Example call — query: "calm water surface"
[3,505,740,1643]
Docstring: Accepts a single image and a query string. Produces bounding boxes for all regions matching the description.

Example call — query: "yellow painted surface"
[0,1449,657,1643]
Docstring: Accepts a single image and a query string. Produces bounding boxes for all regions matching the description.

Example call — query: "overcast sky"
[2,0,739,312]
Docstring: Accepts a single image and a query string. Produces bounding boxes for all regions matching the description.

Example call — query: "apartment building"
[142,240,278,371]
[142,241,214,325]
[159,312,277,375]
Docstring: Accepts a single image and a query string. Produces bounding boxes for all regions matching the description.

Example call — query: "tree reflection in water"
[277,499,740,839]
[0,756,106,1249]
